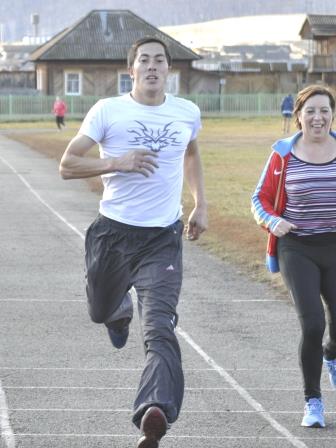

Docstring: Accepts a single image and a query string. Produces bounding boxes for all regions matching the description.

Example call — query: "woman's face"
[298,94,334,141]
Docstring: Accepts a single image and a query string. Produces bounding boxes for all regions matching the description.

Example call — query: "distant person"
[280,93,294,134]
[252,84,336,428]
[59,36,208,447]
[53,96,67,131]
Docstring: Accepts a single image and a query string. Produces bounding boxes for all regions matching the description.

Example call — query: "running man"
[59,36,208,447]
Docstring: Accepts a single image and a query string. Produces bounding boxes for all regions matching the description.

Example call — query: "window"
[118,73,132,95]
[65,72,82,95]
[166,72,179,95]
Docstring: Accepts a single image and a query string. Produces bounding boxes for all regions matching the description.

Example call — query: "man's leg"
[286,117,291,134]
[132,220,184,435]
[85,215,133,343]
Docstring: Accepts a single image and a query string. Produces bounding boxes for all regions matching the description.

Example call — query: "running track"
[1,133,336,448]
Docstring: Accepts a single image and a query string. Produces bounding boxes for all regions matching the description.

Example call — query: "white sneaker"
[323,358,336,389]
[301,398,325,428]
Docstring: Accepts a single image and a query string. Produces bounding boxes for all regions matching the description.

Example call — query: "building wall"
[36,63,48,94]
[224,71,304,93]
[34,62,314,96]
[189,71,220,94]
[306,72,336,87]
[316,37,336,55]
[173,62,192,94]
[34,61,194,96]
[0,71,35,92]
[190,69,305,94]
[308,36,336,73]
[329,37,336,54]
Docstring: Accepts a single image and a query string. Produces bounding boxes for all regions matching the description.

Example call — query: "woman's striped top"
[282,153,336,236]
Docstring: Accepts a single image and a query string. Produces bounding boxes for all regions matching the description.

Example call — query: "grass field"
[2,116,288,288]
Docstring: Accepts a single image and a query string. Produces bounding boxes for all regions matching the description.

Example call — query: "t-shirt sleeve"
[190,105,201,141]
[79,100,105,143]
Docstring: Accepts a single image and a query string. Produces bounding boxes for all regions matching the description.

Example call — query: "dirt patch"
[7,132,104,194]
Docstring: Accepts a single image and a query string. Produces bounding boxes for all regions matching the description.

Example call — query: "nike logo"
[274,169,282,175]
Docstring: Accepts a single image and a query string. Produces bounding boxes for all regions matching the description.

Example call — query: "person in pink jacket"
[53,96,67,130]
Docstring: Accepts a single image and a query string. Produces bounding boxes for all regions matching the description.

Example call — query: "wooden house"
[299,14,336,85]
[29,9,200,97]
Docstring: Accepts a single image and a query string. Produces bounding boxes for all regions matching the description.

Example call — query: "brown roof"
[299,14,336,39]
[30,10,199,62]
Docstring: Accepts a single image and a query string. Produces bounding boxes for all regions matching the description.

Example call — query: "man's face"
[129,42,170,94]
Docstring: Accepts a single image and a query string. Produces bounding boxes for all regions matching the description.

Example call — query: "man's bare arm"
[59,133,159,180]
[184,139,208,240]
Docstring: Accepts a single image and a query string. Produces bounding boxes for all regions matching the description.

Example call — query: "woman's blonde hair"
[294,84,336,129]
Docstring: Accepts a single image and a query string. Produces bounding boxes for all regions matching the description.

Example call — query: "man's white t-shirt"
[79,93,201,227]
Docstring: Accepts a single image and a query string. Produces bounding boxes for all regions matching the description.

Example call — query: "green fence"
[0,93,287,121]
[185,93,286,116]
[0,95,100,121]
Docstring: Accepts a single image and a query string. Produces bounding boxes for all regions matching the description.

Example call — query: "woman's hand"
[272,218,297,237]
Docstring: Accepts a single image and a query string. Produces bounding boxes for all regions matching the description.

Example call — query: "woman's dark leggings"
[278,233,336,401]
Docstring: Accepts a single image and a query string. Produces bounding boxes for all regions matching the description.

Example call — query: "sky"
[161,14,307,48]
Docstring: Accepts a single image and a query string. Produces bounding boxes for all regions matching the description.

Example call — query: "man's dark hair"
[127,36,172,68]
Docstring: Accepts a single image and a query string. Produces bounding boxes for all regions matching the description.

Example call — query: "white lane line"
[10,434,336,440]
[0,299,85,302]
[2,386,311,392]
[0,379,15,448]
[2,300,85,303]
[6,408,336,415]
[229,299,285,302]
[0,366,299,371]
[1,155,307,448]
[0,156,85,241]
[0,298,281,303]
[7,409,133,412]
[0,367,214,371]
[3,387,137,390]
[177,327,307,448]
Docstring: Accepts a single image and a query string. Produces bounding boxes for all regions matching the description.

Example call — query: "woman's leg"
[56,116,62,130]
[278,237,325,400]
[320,245,336,360]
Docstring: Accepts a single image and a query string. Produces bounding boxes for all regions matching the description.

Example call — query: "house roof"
[193,58,307,73]
[221,44,292,61]
[299,14,336,39]
[30,10,199,62]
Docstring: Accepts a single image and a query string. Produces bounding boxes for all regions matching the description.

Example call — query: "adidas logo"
[166,265,174,271]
